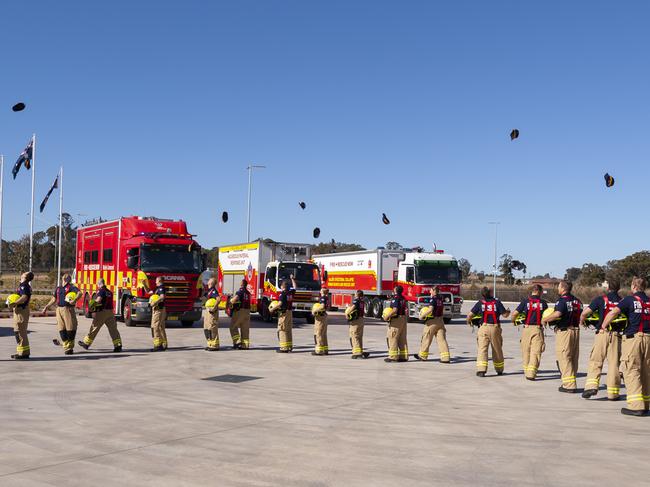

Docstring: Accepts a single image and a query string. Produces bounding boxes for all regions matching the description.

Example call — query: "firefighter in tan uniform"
[203,278,221,351]
[9,272,34,359]
[43,274,81,355]
[150,276,167,351]
[346,290,370,359]
[602,277,650,416]
[229,279,252,349]
[511,284,548,380]
[78,278,122,352]
[415,286,450,363]
[384,286,409,363]
[276,276,296,353]
[312,287,330,356]
[467,287,510,377]
[542,280,582,393]
[580,279,623,400]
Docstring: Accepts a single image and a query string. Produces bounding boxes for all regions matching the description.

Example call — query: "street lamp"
[246,164,266,242]
[488,222,500,297]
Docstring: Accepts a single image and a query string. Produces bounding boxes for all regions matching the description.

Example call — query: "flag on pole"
[12,138,34,179]
[39,174,59,213]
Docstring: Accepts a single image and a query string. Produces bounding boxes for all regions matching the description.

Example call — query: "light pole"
[246,164,266,242]
[488,222,500,297]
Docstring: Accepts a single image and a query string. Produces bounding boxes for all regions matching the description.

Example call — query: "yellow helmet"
[345,305,359,321]
[6,294,20,307]
[419,306,433,321]
[311,303,325,315]
[585,311,600,326]
[65,291,78,304]
[514,313,526,326]
[149,294,161,306]
[205,298,217,309]
[268,300,281,313]
[542,306,556,323]
[382,307,394,322]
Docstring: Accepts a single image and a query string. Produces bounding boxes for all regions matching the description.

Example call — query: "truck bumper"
[133,299,203,323]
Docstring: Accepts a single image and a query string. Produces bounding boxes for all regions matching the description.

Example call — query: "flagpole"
[57,166,63,281]
[29,133,36,271]
[0,154,4,276]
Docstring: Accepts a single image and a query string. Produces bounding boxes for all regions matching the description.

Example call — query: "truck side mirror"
[127,248,139,257]
[127,255,139,269]
[323,270,328,281]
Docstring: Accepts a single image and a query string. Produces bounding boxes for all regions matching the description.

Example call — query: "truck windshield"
[140,245,202,274]
[415,261,460,285]
[278,262,321,290]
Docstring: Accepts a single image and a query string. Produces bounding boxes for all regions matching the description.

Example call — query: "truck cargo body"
[217,240,321,323]
[74,216,204,327]
[314,248,462,322]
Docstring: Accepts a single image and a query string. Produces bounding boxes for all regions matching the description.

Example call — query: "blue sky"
[2,1,649,277]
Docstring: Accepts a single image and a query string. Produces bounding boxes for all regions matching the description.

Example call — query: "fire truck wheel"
[181,320,194,327]
[123,298,135,327]
[260,300,273,322]
[363,297,372,317]
[371,298,383,319]
[443,317,452,324]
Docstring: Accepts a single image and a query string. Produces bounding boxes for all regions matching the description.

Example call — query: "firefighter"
[414,286,450,363]
[542,280,582,393]
[229,279,251,349]
[312,287,330,356]
[78,278,122,352]
[276,275,297,353]
[203,277,221,351]
[580,279,623,400]
[347,290,370,359]
[384,285,408,363]
[467,287,510,377]
[43,274,81,355]
[150,276,167,352]
[601,277,650,416]
[511,284,548,380]
[10,271,34,360]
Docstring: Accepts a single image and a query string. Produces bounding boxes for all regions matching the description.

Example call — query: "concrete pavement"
[0,305,647,486]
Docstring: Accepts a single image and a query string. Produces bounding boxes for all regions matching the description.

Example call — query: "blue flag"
[12,139,33,179]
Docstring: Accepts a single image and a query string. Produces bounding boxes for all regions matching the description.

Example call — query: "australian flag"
[39,175,59,213]
[12,138,33,179]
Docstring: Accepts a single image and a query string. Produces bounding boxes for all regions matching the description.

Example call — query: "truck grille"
[164,283,192,311]
[294,291,317,302]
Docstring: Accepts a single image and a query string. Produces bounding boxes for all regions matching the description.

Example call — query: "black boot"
[78,340,90,350]
[113,346,122,353]
[11,354,30,360]
[361,352,370,359]
[621,408,647,417]
[558,386,577,393]
[582,389,597,399]
[476,371,486,377]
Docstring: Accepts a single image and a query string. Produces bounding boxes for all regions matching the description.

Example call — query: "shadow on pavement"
[0,354,135,362]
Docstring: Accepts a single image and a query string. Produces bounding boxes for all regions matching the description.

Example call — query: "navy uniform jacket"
[429,295,444,318]
[471,299,506,324]
[97,287,114,311]
[54,283,79,308]
[588,291,622,328]
[515,296,548,325]
[554,294,582,328]
[154,285,165,309]
[617,292,650,335]
[279,288,295,312]
[235,288,251,309]
[390,295,407,316]
[352,297,365,318]
[16,282,32,309]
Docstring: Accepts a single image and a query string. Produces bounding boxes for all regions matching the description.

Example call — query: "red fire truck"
[217,240,322,323]
[313,248,462,323]
[74,216,205,327]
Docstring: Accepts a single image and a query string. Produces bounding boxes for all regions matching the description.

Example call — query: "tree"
[578,263,606,287]
[385,241,403,251]
[607,251,650,286]
[7,235,30,271]
[477,271,486,283]
[499,254,515,285]
[564,267,581,283]
[312,241,365,254]
[457,258,471,282]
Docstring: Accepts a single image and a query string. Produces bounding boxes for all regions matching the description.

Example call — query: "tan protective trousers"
[620,333,650,411]
[230,309,251,348]
[83,309,122,348]
[521,326,545,379]
[151,308,168,348]
[476,324,504,373]
[13,307,30,357]
[277,311,293,351]
[584,331,621,399]
[313,314,328,353]
[203,309,220,349]
[387,315,408,360]
[349,318,364,356]
[56,306,78,352]
[419,317,450,362]
[555,328,580,389]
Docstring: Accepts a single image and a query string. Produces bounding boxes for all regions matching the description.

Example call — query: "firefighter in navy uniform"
[230,279,252,349]
[276,276,297,353]
[415,286,451,363]
[385,286,409,363]
[580,279,623,400]
[312,287,330,356]
[601,277,650,416]
[43,274,80,355]
[542,280,582,393]
[347,290,370,359]
[10,272,34,359]
[467,287,510,376]
[203,277,221,351]
[78,278,122,352]
[511,284,548,380]
[150,276,167,351]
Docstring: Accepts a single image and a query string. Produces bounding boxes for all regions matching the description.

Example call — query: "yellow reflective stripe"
[607,387,620,393]
[440,352,450,357]
[83,336,93,345]
[112,338,122,346]
[153,338,163,346]
[242,339,250,345]
[561,376,576,380]
[420,352,429,358]
[16,345,30,352]
[388,351,399,357]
